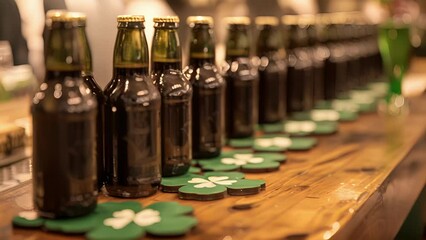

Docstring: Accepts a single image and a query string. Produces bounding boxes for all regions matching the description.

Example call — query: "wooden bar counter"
[1,94,426,240]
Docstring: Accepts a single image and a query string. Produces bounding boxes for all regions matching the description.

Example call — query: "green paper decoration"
[196,151,286,173]
[13,201,197,239]
[161,171,265,201]
[259,120,338,135]
[228,134,317,152]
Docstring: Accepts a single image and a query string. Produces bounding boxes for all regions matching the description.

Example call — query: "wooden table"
[1,95,426,240]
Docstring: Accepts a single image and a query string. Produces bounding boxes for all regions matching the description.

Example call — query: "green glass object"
[378,22,410,114]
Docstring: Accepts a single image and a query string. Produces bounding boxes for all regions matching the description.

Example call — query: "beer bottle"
[323,13,348,100]
[223,17,258,138]
[255,16,286,123]
[104,15,161,197]
[184,16,225,159]
[151,16,192,177]
[303,14,329,104]
[32,10,97,218]
[282,15,314,114]
[78,13,106,190]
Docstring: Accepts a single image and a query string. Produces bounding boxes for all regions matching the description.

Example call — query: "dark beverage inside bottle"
[32,10,97,218]
[151,16,192,177]
[322,13,348,100]
[223,17,258,138]
[282,15,314,114]
[184,16,225,159]
[255,16,286,124]
[305,14,329,104]
[104,15,161,197]
[77,13,106,190]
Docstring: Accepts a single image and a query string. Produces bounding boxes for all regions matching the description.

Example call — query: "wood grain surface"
[1,96,426,240]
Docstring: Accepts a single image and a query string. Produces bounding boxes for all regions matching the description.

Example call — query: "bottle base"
[104,183,159,198]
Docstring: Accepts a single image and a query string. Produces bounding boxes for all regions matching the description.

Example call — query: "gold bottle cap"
[255,16,279,26]
[187,16,214,25]
[117,15,145,22]
[46,9,67,20]
[153,16,180,23]
[281,15,299,25]
[224,16,251,25]
[46,10,87,22]
[65,12,87,21]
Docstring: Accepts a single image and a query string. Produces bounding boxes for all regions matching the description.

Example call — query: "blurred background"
[0,0,425,89]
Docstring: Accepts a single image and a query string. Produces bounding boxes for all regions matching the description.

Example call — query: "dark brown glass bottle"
[184,16,224,159]
[32,10,97,218]
[255,16,286,124]
[322,14,348,100]
[282,15,314,114]
[304,14,329,104]
[78,13,106,190]
[151,16,192,177]
[223,17,258,138]
[104,15,161,197]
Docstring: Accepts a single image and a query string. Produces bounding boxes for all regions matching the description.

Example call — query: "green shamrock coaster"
[196,151,286,173]
[292,108,359,122]
[254,134,317,152]
[13,201,198,239]
[367,81,388,98]
[161,171,265,201]
[188,166,202,174]
[349,90,378,113]
[228,134,317,151]
[259,121,338,136]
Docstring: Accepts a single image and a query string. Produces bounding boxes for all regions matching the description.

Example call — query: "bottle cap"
[187,16,214,26]
[255,16,279,26]
[46,10,87,22]
[117,15,145,22]
[153,16,180,23]
[224,16,251,25]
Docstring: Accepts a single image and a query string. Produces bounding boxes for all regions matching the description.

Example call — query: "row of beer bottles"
[32,12,224,218]
[31,10,380,218]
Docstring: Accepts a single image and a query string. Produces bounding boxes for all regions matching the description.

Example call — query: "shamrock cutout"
[196,151,286,173]
[259,121,338,136]
[310,109,340,122]
[254,135,317,152]
[228,134,317,151]
[161,171,265,201]
[332,99,360,113]
[293,108,358,123]
[13,201,197,239]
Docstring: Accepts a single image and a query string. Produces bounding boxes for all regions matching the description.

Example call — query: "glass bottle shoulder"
[153,69,192,99]
[183,63,225,89]
[223,57,258,81]
[105,74,161,106]
[32,76,97,114]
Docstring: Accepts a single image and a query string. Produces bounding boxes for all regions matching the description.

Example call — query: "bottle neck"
[79,26,93,75]
[45,21,84,74]
[46,70,82,81]
[152,61,181,72]
[256,25,281,56]
[113,22,149,74]
[189,24,215,67]
[226,24,250,59]
[151,23,182,72]
[113,66,149,78]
